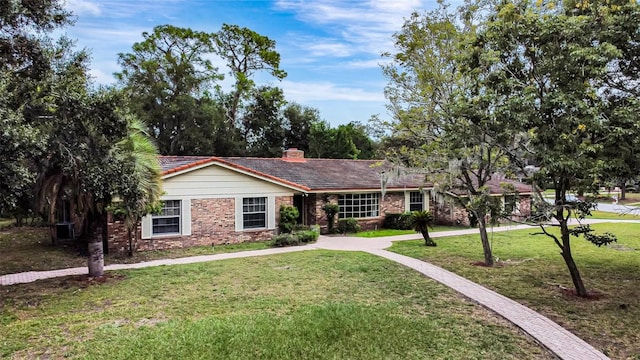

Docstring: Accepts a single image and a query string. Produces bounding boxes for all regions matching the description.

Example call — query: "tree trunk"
[620,182,626,201]
[478,215,494,266]
[559,221,588,297]
[421,228,436,246]
[87,219,104,277]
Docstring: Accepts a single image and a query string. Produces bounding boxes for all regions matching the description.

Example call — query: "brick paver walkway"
[2,221,623,359]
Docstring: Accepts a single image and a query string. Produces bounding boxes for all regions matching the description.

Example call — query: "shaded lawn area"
[0,227,271,276]
[0,251,553,359]
[389,223,640,359]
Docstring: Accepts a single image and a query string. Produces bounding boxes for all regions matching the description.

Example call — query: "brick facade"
[311,191,406,233]
[106,196,292,255]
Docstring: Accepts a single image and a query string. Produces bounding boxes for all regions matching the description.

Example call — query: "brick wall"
[312,191,406,233]
[107,196,292,254]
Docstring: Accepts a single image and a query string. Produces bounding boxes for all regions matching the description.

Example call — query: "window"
[338,193,379,218]
[152,200,181,235]
[409,191,424,212]
[504,195,517,214]
[243,197,267,229]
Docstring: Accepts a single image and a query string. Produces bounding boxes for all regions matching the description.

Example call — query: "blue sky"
[62,0,441,126]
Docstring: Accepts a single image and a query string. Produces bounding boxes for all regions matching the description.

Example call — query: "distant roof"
[158,155,533,194]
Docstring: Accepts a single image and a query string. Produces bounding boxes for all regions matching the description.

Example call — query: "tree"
[471,0,634,296]
[409,210,436,246]
[283,103,320,152]
[116,25,221,155]
[242,86,286,157]
[214,23,287,127]
[381,5,518,266]
[110,117,163,256]
[0,0,70,220]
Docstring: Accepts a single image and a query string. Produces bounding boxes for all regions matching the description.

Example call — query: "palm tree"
[409,210,436,246]
[110,117,163,256]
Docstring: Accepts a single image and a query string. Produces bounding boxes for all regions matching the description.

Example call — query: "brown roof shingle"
[158,155,533,194]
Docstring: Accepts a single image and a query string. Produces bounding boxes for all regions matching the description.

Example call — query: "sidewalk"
[1,223,615,359]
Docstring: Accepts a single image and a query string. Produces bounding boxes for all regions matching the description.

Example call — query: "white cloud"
[280,80,385,103]
[306,41,353,57]
[64,0,102,16]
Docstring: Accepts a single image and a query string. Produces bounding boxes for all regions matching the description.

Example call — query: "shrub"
[271,233,299,247]
[270,228,319,247]
[409,210,436,246]
[383,213,413,230]
[278,205,299,233]
[322,203,339,233]
[296,230,319,243]
[337,218,361,234]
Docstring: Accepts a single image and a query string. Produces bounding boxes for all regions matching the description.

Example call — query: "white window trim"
[142,198,191,239]
[405,191,429,212]
[235,195,276,232]
[338,193,380,219]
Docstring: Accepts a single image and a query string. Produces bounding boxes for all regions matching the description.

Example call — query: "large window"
[152,200,181,235]
[338,193,379,218]
[409,191,424,212]
[243,197,267,229]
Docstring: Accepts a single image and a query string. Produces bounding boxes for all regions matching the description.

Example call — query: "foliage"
[381,4,517,264]
[115,25,222,155]
[271,233,299,247]
[408,210,436,246]
[296,229,319,243]
[322,203,340,233]
[383,213,413,230]
[468,0,638,296]
[337,218,361,234]
[278,204,299,234]
[214,23,287,127]
[271,227,318,247]
[308,121,377,159]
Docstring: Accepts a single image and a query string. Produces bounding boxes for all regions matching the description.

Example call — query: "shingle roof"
[158,155,533,194]
[220,157,428,191]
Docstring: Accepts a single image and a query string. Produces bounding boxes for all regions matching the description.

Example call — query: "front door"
[293,194,304,225]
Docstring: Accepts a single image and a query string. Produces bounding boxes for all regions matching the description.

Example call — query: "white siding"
[163,164,294,198]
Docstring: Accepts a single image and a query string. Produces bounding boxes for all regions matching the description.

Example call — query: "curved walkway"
[2,222,622,359]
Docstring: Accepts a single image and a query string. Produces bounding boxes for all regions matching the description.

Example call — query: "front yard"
[389,222,640,359]
[0,251,552,359]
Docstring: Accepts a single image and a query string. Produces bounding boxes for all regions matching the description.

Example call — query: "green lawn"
[589,210,640,220]
[0,251,552,359]
[355,225,468,238]
[0,227,271,276]
[389,223,640,359]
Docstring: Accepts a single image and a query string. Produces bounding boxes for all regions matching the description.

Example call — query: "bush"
[271,233,299,247]
[278,205,299,233]
[297,230,319,243]
[383,213,412,230]
[337,218,361,234]
[322,203,339,233]
[271,227,319,247]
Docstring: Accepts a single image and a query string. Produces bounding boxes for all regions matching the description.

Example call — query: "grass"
[0,251,553,359]
[588,210,640,220]
[0,227,271,276]
[389,223,640,359]
[355,225,468,238]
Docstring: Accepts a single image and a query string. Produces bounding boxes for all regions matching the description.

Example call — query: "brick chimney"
[282,148,306,162]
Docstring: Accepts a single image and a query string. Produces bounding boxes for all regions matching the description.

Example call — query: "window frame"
[242,197,267,230]
[152,200,182,236]
[504,195,518,214]
[409,191,424,212]
[338,193,380,219]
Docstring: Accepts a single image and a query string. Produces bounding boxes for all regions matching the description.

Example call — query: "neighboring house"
[106,149,533,254]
